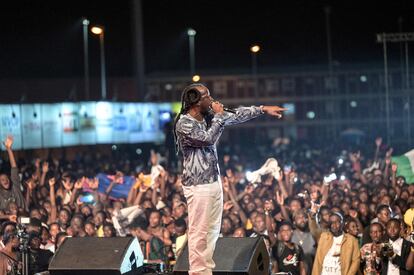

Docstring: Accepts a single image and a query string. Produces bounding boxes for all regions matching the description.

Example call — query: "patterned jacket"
[175,106,263,186]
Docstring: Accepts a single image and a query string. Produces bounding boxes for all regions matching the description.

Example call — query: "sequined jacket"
[175,106,263,186]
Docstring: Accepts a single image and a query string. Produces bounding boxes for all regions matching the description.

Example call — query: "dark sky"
[1,0,413,78]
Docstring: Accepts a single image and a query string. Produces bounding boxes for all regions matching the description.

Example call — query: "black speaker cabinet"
[49,237,144,275]
[173,237,269,275]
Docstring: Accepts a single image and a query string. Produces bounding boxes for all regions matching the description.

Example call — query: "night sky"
[1,0,413,78]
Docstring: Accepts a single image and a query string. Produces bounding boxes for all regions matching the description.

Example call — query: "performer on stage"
[174,83,285,275]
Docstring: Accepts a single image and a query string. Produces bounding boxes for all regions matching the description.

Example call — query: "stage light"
[136,148,142,155]
[82,18,90,26]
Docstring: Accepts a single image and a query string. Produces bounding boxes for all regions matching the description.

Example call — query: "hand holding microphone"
[211,101,224,114]
[211,100,237,114]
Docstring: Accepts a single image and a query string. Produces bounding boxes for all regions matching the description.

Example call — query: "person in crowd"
[360,222,384,275]
[0,231,19,275]
[0,136,25,212]
[312,212,361,275]
[380,218,414,275]
[291,209,315,275]
[0,134,413,274]
[271,221,306,275]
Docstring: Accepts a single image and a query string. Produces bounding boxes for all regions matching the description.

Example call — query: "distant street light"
[187,28,196,77]
[91,25,107,100]
[192,74,200,82]
[250,45,260,53]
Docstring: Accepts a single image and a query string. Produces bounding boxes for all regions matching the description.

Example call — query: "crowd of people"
[0,134,413,275]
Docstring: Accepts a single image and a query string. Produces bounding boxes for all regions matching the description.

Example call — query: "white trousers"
[182,181,223,275]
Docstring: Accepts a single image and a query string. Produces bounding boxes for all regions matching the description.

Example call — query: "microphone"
[210,102,237,114]
[223,107,236,114]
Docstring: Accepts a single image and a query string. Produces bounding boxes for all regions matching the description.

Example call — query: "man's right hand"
[211,101,224,114]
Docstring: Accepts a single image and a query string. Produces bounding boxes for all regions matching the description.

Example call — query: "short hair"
[30,218,42,228]
[376,204,391,214]
[279,221,294,230]
[174,218,187,229]
[386,218,401,227]
[0,221,16,236]
[370,222,384,231]
[49,222,60,228]
[292,209,306,220]
[128,216,148,230]
[2,231,17,245]
[149,209,161,216]
[103,222,116,236]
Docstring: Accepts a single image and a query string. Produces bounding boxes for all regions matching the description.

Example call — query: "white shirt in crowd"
[321,234,344,275]
[387,237,403,275]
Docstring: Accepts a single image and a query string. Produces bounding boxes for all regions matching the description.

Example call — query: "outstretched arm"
[4,136,17,168]
[221,105,285,126]
[4,136,25,210]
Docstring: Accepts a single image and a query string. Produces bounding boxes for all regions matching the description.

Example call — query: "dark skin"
[377,209,391,226]
[329,214,344,237]
[345,220,359,238]
[370,224,383,243]
[367,223,383,256]
[1,136,16,190]
[0,234,20,274]
[272,225,306,275]
[385,220,414,271]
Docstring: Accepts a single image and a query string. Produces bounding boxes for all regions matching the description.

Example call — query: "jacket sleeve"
[312,232,325,275]
[176,115,225,147]
[347,236,361,275]
[220,106,264,126]
[308,213,322,242]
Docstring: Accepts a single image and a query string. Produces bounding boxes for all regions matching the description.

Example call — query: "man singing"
[174,83,285,275]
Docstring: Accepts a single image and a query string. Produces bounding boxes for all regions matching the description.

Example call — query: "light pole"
[324,6,333,77]
[250,45,260,97]
[91,25,107,100]
[376,32,414,145]
[82,18,90,100]
[187,28,196,78]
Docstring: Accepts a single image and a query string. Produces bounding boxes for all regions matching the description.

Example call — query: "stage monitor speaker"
[173,237,269,275]
[49,237,144,275]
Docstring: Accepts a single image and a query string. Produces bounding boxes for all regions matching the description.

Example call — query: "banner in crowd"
[392,149,414,184]
[0,101,175,150]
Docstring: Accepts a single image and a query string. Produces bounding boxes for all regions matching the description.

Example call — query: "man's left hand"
[262,106,287,118]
